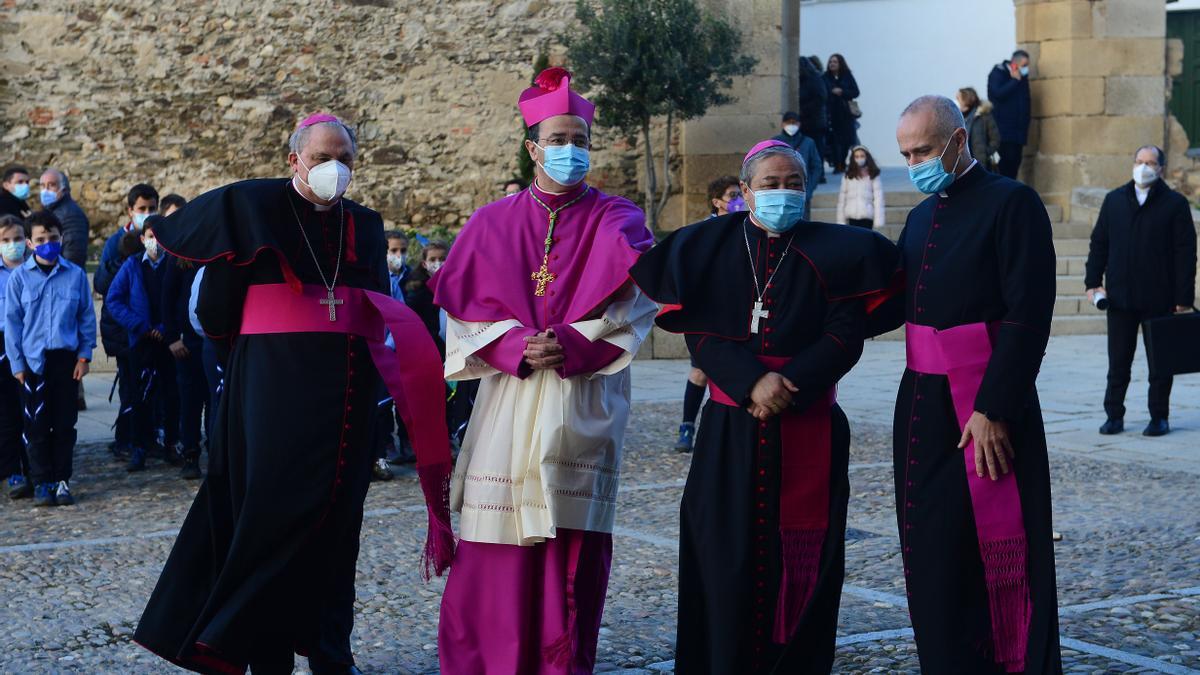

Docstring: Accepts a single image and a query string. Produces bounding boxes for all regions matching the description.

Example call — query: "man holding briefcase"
[1085,145,1197,437]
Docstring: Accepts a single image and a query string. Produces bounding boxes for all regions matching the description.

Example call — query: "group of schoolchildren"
[2,181,466,504]
[373,230,473,481]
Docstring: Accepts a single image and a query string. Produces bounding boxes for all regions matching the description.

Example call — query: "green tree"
[566,0,756,231]
[517,50,552,184]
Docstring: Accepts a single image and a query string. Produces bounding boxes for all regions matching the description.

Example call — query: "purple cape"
[432,182,653,328]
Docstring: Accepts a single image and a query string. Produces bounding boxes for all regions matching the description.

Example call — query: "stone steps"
[810,198,1065,228]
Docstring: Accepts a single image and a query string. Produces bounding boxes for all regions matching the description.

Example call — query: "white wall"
[800,0,1017,167]
[1169,0,1200,11]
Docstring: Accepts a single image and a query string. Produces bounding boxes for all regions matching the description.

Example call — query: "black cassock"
[133,179,389,673]
[632,212,898,674]
[873,165,1063,674]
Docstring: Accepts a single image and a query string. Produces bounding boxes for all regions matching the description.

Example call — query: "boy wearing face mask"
[5,211,96,507]
[0,166,32,219]
[771,112,822,218]
[105,218,181,472]
[95,184,160,461]
[405,241,449,352]
[0,216,32,499]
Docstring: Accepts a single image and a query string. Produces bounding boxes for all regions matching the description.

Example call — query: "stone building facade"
[0,0,645,253]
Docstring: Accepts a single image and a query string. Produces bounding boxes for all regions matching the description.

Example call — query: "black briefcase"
[1142,309,1200,377]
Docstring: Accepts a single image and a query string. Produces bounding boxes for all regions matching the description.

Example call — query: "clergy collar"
[530,178,589,208]
[940,159,982,198]
[290,176,336,212]
[1128,178,1161,197]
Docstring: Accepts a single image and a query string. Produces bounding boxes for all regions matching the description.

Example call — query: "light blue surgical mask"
[0,241,25,262]
[39,189,58,207]
[749,188,807,233]
[132,212,154,230]
[10,184,30,201]
[1019,65,1030,77]
[536,143,590,186]
[907,134,963,195]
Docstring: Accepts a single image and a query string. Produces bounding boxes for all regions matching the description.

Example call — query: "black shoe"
[674,422,696,453]
[1143,418,1170,437]
[371,458,394,481]
[126,448,146,472]
[32,482,56,507]
[1098,418,1124,435]
[54,480,74,506]
[7,474,31,499]
[180,455,202,480]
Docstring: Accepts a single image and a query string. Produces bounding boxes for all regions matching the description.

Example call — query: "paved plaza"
[1,335,1198,673]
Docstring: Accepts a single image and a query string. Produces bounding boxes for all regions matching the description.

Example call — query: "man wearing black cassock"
[876,95,1062,674]
[631,140,899,674]
[133,114,453,674]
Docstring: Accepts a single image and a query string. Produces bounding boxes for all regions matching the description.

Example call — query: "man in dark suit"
[987,50,1032,179]
[1085,145,1198,437]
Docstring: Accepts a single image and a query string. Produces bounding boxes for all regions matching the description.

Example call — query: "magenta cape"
[431,182,653,328]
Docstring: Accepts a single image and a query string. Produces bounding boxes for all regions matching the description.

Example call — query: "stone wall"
[0,0,645,256]
[1017,0,1172,218]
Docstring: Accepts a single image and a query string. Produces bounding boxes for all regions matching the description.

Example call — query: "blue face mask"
[10,184,30,201]
[0,241,25,262]
[35,240,62,263]
[749,189,807,233]
[132,212,154,230]
[1019,65,1030,77]
[39,189,58,207]
[536,143,590,186]
[907,134,963,195]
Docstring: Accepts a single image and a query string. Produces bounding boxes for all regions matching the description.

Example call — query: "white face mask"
[783,124,800,137]
[855,157,868,167]
[144,237,160,258]
[425,260,443,274]
[1133,163,1158,187]
[297,156,352,202]
[387,254,406,273]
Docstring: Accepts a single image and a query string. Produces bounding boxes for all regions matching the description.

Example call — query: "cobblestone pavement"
[2,336,1199,674]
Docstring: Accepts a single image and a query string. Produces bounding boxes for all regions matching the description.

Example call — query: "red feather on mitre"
[534,67,572,92]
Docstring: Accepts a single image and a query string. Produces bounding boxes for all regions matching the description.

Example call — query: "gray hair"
[288,120,358,155]
[1134,144,1166,167]
[900,95,966,139]
[740,146,808,186]
[41,168,69,191]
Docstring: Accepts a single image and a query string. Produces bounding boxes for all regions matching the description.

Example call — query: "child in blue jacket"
[105,217,179,472]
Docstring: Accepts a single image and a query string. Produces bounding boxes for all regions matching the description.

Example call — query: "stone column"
[1019,0,1167,219]
[670,0,788,230]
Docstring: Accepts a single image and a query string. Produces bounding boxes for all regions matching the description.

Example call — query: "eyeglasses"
[537,137,589,148]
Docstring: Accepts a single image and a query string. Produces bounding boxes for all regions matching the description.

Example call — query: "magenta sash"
[905,321,1030,673]
[240,283,455,578]
[708,355,835,645]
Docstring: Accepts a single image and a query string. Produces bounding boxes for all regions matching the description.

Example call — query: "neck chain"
[287,193,346,321]
[527,185,590,297]
[742,221,795,334]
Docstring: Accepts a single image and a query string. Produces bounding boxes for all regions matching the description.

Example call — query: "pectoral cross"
[320,289,344,322]
[531,255,556,297]
[750,301,770,334]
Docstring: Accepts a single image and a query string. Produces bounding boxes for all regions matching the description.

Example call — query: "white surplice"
[444,290,657,546]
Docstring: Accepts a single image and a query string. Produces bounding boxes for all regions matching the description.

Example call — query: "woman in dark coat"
[957,87,1002,172]
[823,53,860,174]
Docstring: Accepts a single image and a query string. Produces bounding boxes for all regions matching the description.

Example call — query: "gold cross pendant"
[531,258,556,297]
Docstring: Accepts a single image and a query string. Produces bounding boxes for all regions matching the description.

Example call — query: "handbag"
[847,99,862,119]
[1142,308,1200,376]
